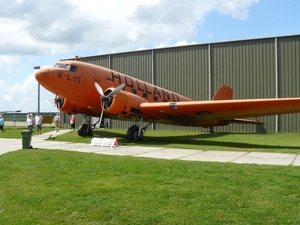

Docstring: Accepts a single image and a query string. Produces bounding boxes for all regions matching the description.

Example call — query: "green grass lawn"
[1,126,300,153]
[54,128,300,154]
[1,126,300,224]
[0,150,300,224]
[0,126,56,138]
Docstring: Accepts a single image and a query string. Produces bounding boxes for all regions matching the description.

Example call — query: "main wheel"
[77,125,84,136]
[126,125,143,142]
[78,124,93,137]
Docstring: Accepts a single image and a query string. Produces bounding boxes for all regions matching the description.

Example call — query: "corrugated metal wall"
[67,34,300,133]
[154,45,209,130]
[277,36,300,133]
[79,55,110,68]
[211,38,276,132]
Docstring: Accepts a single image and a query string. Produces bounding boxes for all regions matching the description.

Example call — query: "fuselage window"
[70,65,77,73]
[54,63,77,72]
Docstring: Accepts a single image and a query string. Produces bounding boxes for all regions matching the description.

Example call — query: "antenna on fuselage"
[75,56,83,61]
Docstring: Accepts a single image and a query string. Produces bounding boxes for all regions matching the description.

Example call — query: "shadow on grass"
[142,136,300,151]
[92,130,300,151]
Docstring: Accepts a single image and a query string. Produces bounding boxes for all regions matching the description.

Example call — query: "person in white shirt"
[26,114,34,131]
[54,113,60,132]
[70,115,75,130]
[35,113,43,135]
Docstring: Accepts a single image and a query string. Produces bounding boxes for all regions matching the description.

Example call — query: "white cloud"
[173,40,197,47]
[207,33,214,39]
[0,0,259,112]
[2,94,12,102]
[0,55,21,74]
[0,80,5,87]
[0,73,36,109]
[0,70,55,112]
[67,0,159,20]
[213,0,259,20]
[0,0,259,57]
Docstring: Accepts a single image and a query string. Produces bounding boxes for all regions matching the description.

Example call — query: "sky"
[0,0,299,113]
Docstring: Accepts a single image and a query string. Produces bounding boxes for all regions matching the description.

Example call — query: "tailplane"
[211,85,264,126]
[229,118,264,125]
[211,85,233,100]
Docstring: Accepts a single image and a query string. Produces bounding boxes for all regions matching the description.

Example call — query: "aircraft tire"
[126,125,143,142]
[77,125,84,136]
[84,126,93,136]
[78,124,93,137]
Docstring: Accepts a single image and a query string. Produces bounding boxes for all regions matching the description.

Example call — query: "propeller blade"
[107,83,125,98]
[95,84,105,129]
[94,82,104,97]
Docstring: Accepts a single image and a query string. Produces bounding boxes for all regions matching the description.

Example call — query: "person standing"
[54,113,60,132]
[35,113,43,135]
[0,114,4,132]
[26,114,34,131]
[70,115,75,130]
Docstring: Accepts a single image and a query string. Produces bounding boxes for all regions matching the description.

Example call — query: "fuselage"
[35,60,192,113]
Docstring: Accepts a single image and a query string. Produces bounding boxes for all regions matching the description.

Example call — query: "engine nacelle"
[56,96,98,116]
[103,90,148,117]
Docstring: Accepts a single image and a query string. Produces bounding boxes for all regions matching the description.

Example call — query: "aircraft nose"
[35,67,50,83]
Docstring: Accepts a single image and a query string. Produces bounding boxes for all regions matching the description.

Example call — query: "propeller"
[49,95,63,108]
[94,82,125,100]
[106,83,125,98]
[94,82,125,127]
[94,82,104,98]
[53,95,64,108]
[48,98,56,107]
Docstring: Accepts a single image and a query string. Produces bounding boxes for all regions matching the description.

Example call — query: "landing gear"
[126,116,153,142]
[208,126,214,134]
[77,115,106,137]
[78,124,93,137]
[126,125,144,141]
[78,116,94,137]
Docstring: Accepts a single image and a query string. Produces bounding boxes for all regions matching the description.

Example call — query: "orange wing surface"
[139,98,300,127]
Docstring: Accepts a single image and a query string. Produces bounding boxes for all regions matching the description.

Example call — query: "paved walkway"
[1,130,300,166]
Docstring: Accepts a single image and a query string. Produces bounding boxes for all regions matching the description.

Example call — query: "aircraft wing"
[139,98,300,126]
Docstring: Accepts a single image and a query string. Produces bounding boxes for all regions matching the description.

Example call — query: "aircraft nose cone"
[35,68,49,83]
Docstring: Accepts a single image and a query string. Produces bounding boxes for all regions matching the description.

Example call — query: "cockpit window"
[54,63,65,68]
[70,65,77,73]
[54,63,77,73]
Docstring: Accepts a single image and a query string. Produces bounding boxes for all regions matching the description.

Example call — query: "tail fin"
[211,85,233,100]
[212,85,265,126]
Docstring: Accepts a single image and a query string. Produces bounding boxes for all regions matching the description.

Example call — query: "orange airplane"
[35,59,300,141]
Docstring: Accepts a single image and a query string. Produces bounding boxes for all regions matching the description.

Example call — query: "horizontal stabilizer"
[228,118,264,125]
